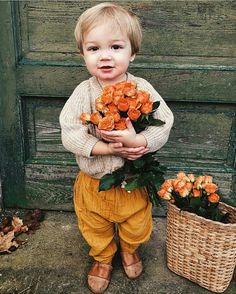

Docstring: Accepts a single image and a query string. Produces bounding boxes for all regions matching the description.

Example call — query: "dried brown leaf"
[23,209,43,233]
[12,216,28,234]
[0,209,43,253]
[0,231,19,253]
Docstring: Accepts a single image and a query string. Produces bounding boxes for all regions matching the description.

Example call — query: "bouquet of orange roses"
[80,80,166,205]
[157,172,229,222]
[80,80,164,133]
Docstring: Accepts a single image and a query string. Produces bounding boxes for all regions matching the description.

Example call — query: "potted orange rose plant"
[158,172,236,293]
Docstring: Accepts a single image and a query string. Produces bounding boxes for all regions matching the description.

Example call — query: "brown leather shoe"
[87,261,112,294]
[120,251,143,279]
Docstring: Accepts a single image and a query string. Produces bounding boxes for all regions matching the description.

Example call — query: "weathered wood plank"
[17,65,236,103]
[24,180,74,211]
[18,0,236,57]
[21,53,236,71]
[161,107,235,163]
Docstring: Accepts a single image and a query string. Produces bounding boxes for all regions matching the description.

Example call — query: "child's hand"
[108,142,149,160]
[99,118,147,148]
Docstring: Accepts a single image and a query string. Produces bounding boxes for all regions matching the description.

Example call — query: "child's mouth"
[99,66,113,69]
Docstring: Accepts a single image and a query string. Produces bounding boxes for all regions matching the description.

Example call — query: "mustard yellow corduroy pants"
[73,171,153,263]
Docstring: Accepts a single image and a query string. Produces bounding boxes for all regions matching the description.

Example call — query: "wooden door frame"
[0,1,25,208]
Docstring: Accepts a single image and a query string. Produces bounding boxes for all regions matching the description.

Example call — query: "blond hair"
[74,2,142,55]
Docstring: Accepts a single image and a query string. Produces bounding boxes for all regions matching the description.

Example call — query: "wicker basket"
[166,202,236,293]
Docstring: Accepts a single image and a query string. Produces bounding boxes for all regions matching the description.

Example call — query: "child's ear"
[130,54,136,62]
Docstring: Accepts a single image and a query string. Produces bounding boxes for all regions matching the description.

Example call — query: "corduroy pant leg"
[73,172,117,263]
[117,191,153,253]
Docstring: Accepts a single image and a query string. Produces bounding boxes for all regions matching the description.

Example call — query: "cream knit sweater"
[59,73,174,179]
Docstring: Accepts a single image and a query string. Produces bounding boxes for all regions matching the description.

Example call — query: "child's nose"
[99,50,112,60]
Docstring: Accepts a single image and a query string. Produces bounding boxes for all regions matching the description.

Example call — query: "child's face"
[81,23,135,86]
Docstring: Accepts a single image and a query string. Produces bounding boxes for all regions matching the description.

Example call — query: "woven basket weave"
[166,202,236,293]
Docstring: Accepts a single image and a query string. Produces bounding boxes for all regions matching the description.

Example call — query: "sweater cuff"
[141,131,154,151]
[81,137,100,158]
[141,127,167,152]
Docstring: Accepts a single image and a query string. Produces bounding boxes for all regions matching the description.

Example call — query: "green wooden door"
[0,0,235,210]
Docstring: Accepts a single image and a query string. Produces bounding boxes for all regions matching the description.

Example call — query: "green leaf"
[189,197,202,209]
[133,157,145,169]
[148,117,165,126]
[125,178,140,191]
[197,207,208,218]
[152,101,160,111]
[99,174,116,191]
[143,153,154,164]
[114,172,125,187]
[152,176,165,190]
[139,173,153,185]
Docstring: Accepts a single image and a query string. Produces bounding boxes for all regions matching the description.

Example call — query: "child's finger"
[125,118,135,131]
[122,146,146,153]
[100,130,123,137]
[109,142,123,149]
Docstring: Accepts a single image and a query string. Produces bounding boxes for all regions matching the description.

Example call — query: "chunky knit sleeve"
[136,78,174,152]
[59,81,99,158]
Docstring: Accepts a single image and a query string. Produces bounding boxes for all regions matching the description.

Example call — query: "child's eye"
[111,44,123,50]
[88,46,99,51]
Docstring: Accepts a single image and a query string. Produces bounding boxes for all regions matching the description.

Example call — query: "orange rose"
[173,179,186,192]
[193,176,204,189]
[118,98,129,112]
[127,98,142,109]
[172,179,180,189]
[114,118,127,130]
[80,113,91,124]
[192,189,201,197]
[95,97,102,104]
[187,174,195,182]
[108,103,118,113]
[98,116,114,131]
[96,103,108,113]
[177,172,187,179]
[90,112,102,125]
[95,98,108,113]
[185,182,193,191]
[136,90,150,104]
[113,89,123,96]
[178,186,190,197]
[203,175,213,184]
[115,81,127,91]
[123,87,136,97]
[140,102,153,114]
[157,189,172,200]
[208,193,220,203]
[127,108,141,121]
[105,111,121,123]
[113,93,123,105]
[160,180,173,192]
[103,85,115,95]
[176,171,190,182]
[125,81,137,88]
[204,183,218,194]
[101,93,113,105]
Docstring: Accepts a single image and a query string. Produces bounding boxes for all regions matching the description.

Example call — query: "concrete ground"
[0,211,235,294]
